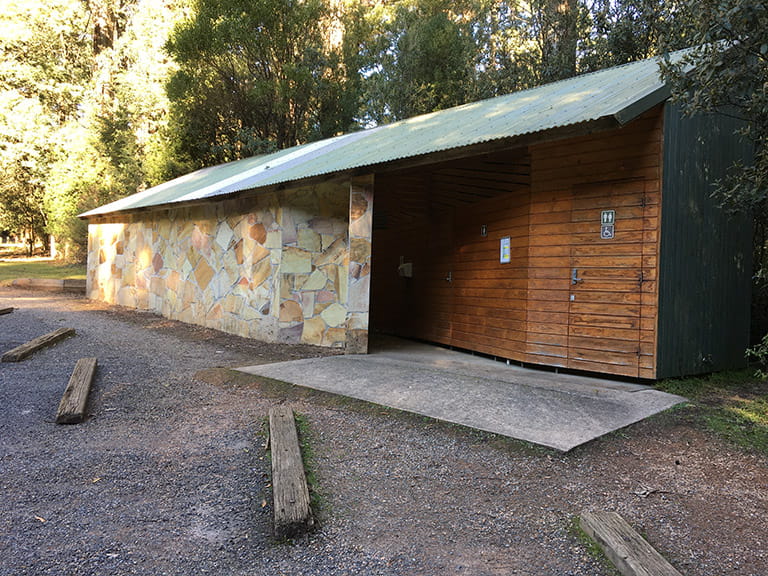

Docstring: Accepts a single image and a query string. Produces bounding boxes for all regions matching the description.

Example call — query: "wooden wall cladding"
[450,189,531,358]
[371,106,663,379]
[527,108,662,379]
[370,150,532,350]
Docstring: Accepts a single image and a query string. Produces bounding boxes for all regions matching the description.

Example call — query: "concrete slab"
[237,338,685,451]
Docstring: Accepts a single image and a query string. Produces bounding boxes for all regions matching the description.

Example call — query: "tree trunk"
[541,0,577,82]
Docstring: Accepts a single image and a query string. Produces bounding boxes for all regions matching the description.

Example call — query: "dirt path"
[0,288,766,575]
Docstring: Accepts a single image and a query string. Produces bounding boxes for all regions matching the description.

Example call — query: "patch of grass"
[656,369,756,398]
[293,411,326,521]
[657,370,768,455]
[566,515,621,576]
[0,259,86,283]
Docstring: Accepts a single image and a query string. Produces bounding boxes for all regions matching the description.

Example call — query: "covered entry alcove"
[370,148,532,366]
[370,107,664,379]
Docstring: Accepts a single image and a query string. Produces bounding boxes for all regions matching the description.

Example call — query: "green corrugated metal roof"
[81,51,684,218]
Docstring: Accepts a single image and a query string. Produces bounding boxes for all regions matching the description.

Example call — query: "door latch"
[445,271,452,283]
[571,268,583,285]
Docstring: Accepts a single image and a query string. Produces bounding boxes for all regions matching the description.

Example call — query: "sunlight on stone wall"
[85,179,373,349]
[346,177,374,353]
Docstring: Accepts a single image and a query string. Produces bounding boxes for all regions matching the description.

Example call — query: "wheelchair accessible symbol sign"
[600,210,615,240]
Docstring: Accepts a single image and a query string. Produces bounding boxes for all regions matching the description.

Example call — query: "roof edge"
[81,117,628,220]
[80,50,689,220]
[613,84,671,125]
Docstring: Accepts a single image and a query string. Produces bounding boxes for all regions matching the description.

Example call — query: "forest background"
[0,0,765,337]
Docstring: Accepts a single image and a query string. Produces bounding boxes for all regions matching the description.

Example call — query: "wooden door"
[566,180,647,377]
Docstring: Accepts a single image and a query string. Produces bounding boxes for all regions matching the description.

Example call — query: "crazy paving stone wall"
[86,179,373,350]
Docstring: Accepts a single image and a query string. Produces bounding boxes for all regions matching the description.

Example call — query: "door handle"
[445,271,452,283]
[571,268,583,285]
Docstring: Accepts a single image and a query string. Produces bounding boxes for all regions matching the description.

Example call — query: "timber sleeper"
[268,405,314,538]
[580,510,683,576]
[1,327,76,362]
[56,358,98,425]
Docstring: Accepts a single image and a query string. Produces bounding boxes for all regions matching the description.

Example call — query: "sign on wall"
[600,210,615,240]
[500,236,511,263]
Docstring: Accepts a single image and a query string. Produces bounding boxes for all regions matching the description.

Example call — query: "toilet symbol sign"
[600,210,615,239]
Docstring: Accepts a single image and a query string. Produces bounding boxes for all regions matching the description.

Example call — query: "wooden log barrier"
[580,510,683,576]
[0,307,13,315]
[56,358,98,424]
[1,327,76,362]
[268,406,314,538]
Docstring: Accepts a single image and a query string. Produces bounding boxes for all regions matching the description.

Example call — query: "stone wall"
[86,178,374,350]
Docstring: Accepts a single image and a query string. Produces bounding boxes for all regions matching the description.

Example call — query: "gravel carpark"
[0,286,766,576]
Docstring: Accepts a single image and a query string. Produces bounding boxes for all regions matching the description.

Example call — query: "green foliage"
[533,0,579,82]
[165,0,357,168]
[0,0,92,255]
[0,0,184,259]
[0,0,736,265]
[579,0,691,71]
[356,0,482,124]
[352,0,692,125]
[356,0,587,123]
[661,1,768,241]
[657,371,768,455]
[0,0,91,121]
[44,123,113,260]
[746,333,768,379]
[660,0,768,342]
[0,96,52,254]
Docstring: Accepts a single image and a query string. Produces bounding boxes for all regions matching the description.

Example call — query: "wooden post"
[580,510,683,576]
[268,406,314,538]
[1,327,76,362]
[56,358,98,424]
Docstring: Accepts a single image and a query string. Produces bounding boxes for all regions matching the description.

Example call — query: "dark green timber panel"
[656,104,753,378]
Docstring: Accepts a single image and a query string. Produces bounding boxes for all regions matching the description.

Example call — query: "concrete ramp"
[237,340,685,452]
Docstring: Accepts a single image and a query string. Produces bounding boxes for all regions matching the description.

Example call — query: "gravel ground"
[0,287,766,576]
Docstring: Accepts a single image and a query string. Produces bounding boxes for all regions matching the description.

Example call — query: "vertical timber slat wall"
[656,105,753,377]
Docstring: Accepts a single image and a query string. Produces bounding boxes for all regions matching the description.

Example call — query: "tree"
[660,0,768,340]
[355,0,687,123]
[471,1,543,96]
[534,0,578,82]
[355,0,484,124]
[44,0,185,259]
[165,0,357,168]
[0,0,719,262]
[0,0,92,254]
[579,0,690,72]
[0,95,51,254]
